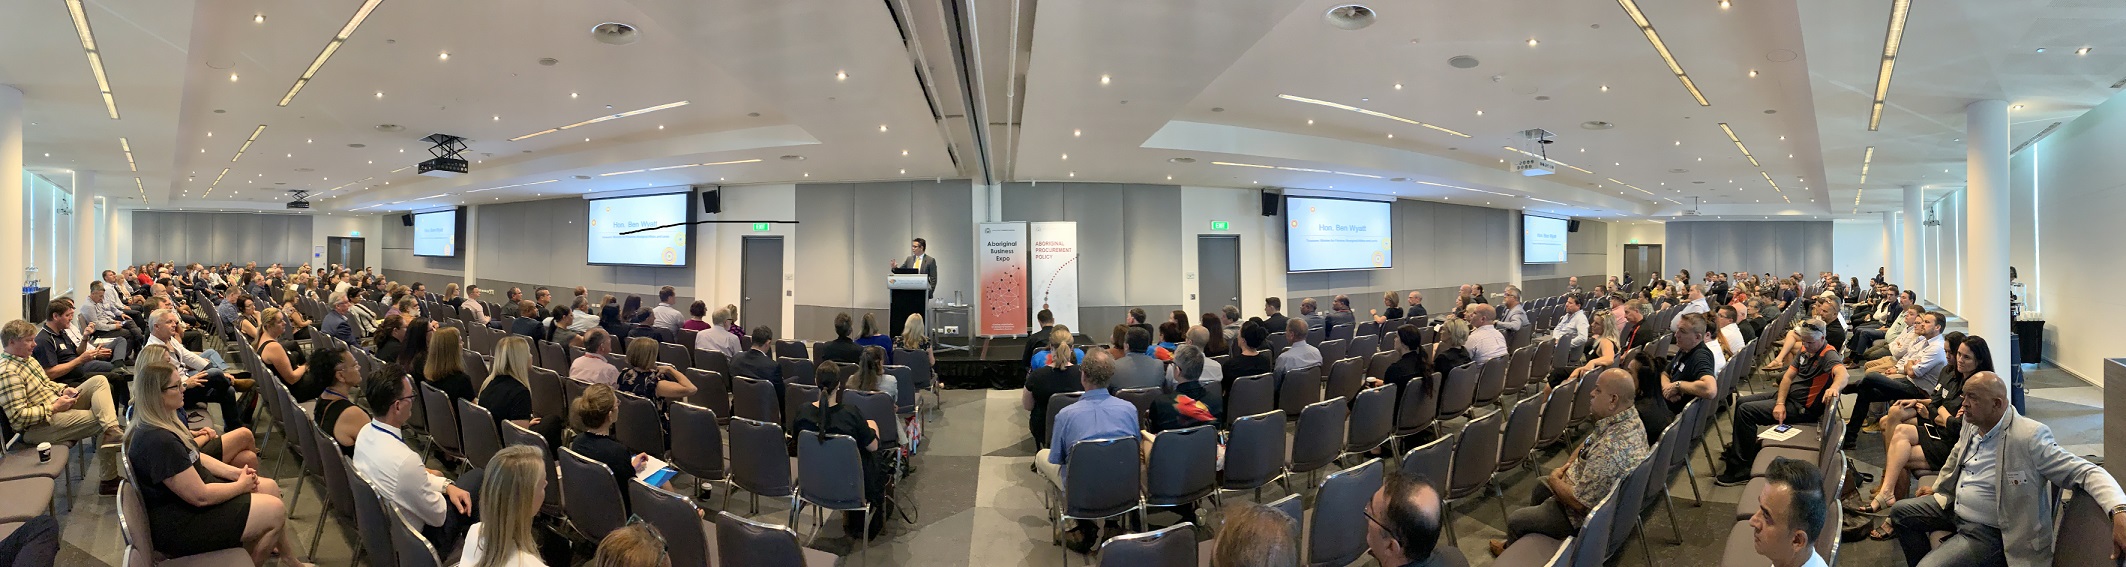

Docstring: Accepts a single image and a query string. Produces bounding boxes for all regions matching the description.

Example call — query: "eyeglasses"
[623,515,671,563]
[1363,507,1399,540]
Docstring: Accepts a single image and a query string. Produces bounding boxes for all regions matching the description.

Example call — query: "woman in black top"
[567,384,664,511]
[795,361,884,539]
[372,315,407,363]
[424,326,479,402]
[1430,319,1475,376]
[313,349,369,457]
[478,337,540,436]
[397,317,434,384]
[1022,330,1084,444]
[1197,313,1230,357]
[128,359,303,564]
[1223,320,1275,380]
[256,308,326,403]
[1866,334,1990,513]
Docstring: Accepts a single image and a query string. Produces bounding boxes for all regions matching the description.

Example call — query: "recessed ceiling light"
[1599,85,1609,92]
[229,73,239,82]
[438,51,449,61]
[1393,83,1402,90]
[1719,0,1730,8]
[1166,175,1173,180]
[899,169,906,175]
[1616,0,1710,106]
[1748,69,1758,78]
[1099,74,1111,85]
[254,14,264,22]
[2077,47,2092,56]
[1073,129,1081,137]
[1060,154,1068,160]
[1475,110,1483,116]
[375,91,383,98]
[492,115,500,121]
[1867,0,1912,130]
[1526,38,1539,46]
[279,0,383,106]
[836,70,847,81]
[1306,119,1314,125]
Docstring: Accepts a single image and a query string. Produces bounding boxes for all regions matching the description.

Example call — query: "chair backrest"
[1221,410,1288,491]
[1436,362,1480,418]
[117,481,157,566]
[1268,492,1305,533]
[1276,364,1323,418]
[1365,350,1396,379]
[1393,373,1441,436]
[1531,338,1556,383]
[1472,355,1508,406]
[841,389,901,448]
[774,339,809,361]
[730,376,781,425]
[1097,522,1198,567]
[894,348,935,390]
[1503,344,1535,396]
[668,401,727,482]
[1567,367,1601,426]
[1324,357,1366,407]
[500,421,562,515]
[1224,373,1275,426]
[558,446,628,539]
[1144,425,1219,508]
[796,430,870,512]
[1397,431,1456,497]
[527,366,566,424]
[1572,488,1618,567]
[784,383,821,431]
[1041,391,1083,449]
[683,368,730,421]
[1321,323,1345,343]
[679,329,701,351]
[537,340,565,372]
[456,399,501,468]
[2054,486,2117,567]
[1290,397,1349,475]
[714,511,808,567]
[1604,458,1656,560]
[563,377,590,420]
[1355,320,1380,342]
[658,342,690,368]
[1349,334,1379,358]
[727,417,793,497]
[1062,436,1142,520]
[461,349,490,382]
[779,357,815,387]
[1318,339,1348,368]
[1307,458,1383,567]
[315,427,358,522]
[421,382,462,454]
[347,467,400,567]
[1536,379,1576,447]
[1345,384,1395,454]
[614,391,667,456]
[885,364,918,413]
[1497,395,1545,472]
[628,480,712,567]
[385,499,443,567]
[1447,409,1503,498]
[692,348,732,380]
[1114,387,1160,423]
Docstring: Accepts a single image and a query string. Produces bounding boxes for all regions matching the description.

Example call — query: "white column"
[0,85,23,322]
[1964,99,2011,367]
[1881,211,1898,281]
[72,170,96,298]
[1902,184,1924,298]
[99,193,114,270]
[461,205,480,289]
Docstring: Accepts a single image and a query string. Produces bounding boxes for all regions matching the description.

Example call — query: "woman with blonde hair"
[127,358,302,565]
[461,445,549,567]
[896,313,934,366]
[133,344,263,470]
[616,337,697,400]
[424,326,479,402]
[478,337,539,432]
[592,523,668,567]
[1554,310,1620,385]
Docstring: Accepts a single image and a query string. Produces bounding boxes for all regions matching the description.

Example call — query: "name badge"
[2005,471,2031,487]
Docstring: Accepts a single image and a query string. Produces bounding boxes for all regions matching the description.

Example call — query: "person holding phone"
[1715,318,1846,487]
[568,384,670,513]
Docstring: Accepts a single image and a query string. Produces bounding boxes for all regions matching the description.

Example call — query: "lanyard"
[369,423,404,443]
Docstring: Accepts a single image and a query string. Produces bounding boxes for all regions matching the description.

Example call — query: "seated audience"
[1212,501,1300,567]
[615,337,697,400]
[815,313,864,364]
[547,306,579,348]
[571,330,621,386]
[1842,311,1947,449]
[568,297,598,333]
[1037,349,1136,553]
[135,345,260,471]
[1110,326,1166,390]
[144,309,248,432]
[310,347,365,456]
[1370,290,1405,324]
[509,301,547,342]
[32,300,120,390]
[1493,367,1648,556]
[1274,318,1321,375]
[694,305,743,358]
[1715,318,1844,487]
[897,314,933,367]
[372,315,409,364]
[398,317,437,383]
[1023,329,1082,444]
[850,345,898,401]
[425,326,480,402]
[1552,308,1617,385]
[795,361,887,540]
[1029,325,1085,370]
[649,286,685,335]
[1464,304,1508,364]
[1405,290,1428,318]
[1751,458,1830,567]
[1326,294,1357,330]
[1155,322,1185,354]
[854,312,894,353]
[1022,309,1058,369]
[1368,325,1435,404]
[1430,319,1474,374]
[482,337,560,447]
[1651,313,1720,446]
[682,300,712,332]
[568,384,664,511]
[592,523,668,567]
[1261,298,1290,340]
[461,445,549,567]
[249,310,321,405]
[731,326,783,396]
[1184,326,1225,386]
[126,359,301,565]
[1147,344,1220,434]
[6,318,125,492]
[1197,313,1231,357]
[1298,297,1325,331]
[355,372,478,555]
[1368,473,1459,567]
[1862,334,1984,518]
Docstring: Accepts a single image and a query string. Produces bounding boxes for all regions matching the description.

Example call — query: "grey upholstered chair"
[1306,458,1383,567]
[726,417,795,515]
[558,446,628,540]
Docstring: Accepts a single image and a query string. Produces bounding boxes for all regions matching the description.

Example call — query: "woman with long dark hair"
[398,317,435,383]
[1862,334,1992,520]
[795,361,886,539]
[1197,313,1230,356]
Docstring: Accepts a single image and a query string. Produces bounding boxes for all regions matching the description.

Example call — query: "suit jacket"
[899,253,938,293]
[1325,310,1356,331]
[1109,353,1167,390]
[731,349,781,384]
[321,312,355,344]
[1929,408,2126,567]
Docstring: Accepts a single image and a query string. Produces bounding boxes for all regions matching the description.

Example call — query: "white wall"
[1606,221,1665,281]
[312,214,384,269]
[2011,87,2126,382]
[112,209,132,269]
[699,184,797,338]
[1177,186,1283,319]
[1831,219,1888,282]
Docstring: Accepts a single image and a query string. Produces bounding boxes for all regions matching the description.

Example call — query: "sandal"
[1867,520,1897,541]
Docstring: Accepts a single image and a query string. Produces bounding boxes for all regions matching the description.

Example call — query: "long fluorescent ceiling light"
[1717,123,1759,167]
[203,167,231,198]
[119,137,136,171]
[1409,179,1512,197]
[509,101,691,142]
[463,179,559,193]
[231,124,267,162]
[1869,0,1913,131]
[1210,161,1384,179]
[1277,95,1471,138]
[1855,145,1874,210]
[63,0,119,119]
[133,177,144,197]
[1500,147,1595,174]
[1605,177,1657,196]
[280,0,386,106]
[597,158,761,177]
[1615,0,1710,106]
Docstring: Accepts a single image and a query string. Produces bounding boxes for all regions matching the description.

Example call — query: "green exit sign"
[1210,220,1230,231]
[751,222,771,232]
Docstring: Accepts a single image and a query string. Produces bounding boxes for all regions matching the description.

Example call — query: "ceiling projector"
[417,133,470,178]
[285,189,311,210]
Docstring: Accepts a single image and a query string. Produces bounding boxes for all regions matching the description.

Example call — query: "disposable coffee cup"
[36,442,51,463]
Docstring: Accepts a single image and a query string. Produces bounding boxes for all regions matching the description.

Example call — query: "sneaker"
[1861,421,1883,434]
[1713,464,1754,487]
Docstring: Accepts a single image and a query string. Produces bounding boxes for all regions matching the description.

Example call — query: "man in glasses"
[321,290,357,344]
[1489,368,1649,557]
[353,373,480,556]
[1366,472,1458,567]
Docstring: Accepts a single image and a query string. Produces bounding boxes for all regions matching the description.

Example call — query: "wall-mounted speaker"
[701,189,722,214]
[401,214,415,227]
[1260,191,1279,216]
[1568,219,1581,232]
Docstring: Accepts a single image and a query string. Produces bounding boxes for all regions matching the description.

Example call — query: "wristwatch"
[2111,504,2126,517]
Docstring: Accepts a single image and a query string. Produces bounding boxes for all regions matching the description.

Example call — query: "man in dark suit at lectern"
[889,238,939,298]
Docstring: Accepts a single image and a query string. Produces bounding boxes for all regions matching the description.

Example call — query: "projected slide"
[587,193,690,266]
[1285,196,1393,272]
[1523,215,1569,264]
[412,209,459,257]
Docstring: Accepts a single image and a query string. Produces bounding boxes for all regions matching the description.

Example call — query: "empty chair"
[726,417,795,515]
[714,511,840,567]
[1471,356,1508,409]
[780,358,817,387]
[1534,381,1576,448]
[461,349,490,382]
[527,366,567,426]
[457,399,502,468]
[1318,339,1347,368]
[1220,410,1290,500]
[1039,392,1084,450]
[668,401,728,488]
[1354,321,1380,342]
[841,390,901,450]
[1495,396,1545,478]
[1343,385,1395,460]
[1322,324,1346,343]
[559,447,629,540]
[1603,458,1656,563]
[785,384,822,432]
[794,431,874,556]
[1349,334,1379,357]
[731,376,781,425]
[1397,432,1456,499]
[1435,362,1480,420]
[1442,409,1504,545]
[1391,373,1442,452]
[1113,387,1160,424]
[680,329,701,350]
[421,382,465,464]
[629,480,715,567]
[537,340,565,373]
[885,364,919,415]
[2051,486,2115,567]
[1223,373,1275,428]
[347,467,399,567]
[119,480,254,566]
[774,340,809,361]
[310,427,361,556]
[1324,357,1366,409]
[1566,369,1600,429]
[1051,436,1143,562]
[692,348,733,380]
[501,421,564,517]
[1501,344,1534,399]
[1276,364,1323,418]
[684,368,731,423]
[1365,351,1396,380]
[1288,398,1349,487]
[1268,492,1305,536]
[1307,459,1383,567]
[614,391,668,457]
[564,378,590,420]
[1097,522,1197,567]
[1530,339,1556,389]
[1144,425,1219,518]
[658,342,691,368]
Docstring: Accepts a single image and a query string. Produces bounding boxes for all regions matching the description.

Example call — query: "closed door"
[1198,235,1242,316]
[327,237,366,270]
[741,236,785,339]
[1622,244,1661,285]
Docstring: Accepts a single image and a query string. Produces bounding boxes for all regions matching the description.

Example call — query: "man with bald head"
[1464,303,1508,364]
[1490,368,1648,556]
[1368,473,1463,567]
[1889,371,2126,567]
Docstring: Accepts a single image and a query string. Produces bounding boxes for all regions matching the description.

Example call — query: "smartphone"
[1771,424,1793,433]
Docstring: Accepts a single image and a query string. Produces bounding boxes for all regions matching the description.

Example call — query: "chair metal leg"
[308,504,327,556]
[1636,517,1655,566]
[1444,506,1459,546]
[1682,460,1703,505]
[1661,487,1683,543]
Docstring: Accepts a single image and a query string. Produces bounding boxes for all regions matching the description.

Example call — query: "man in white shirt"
[568,297,599,333]
[1550,294,1588,351]
[1670,285,1710,331]
[570,329,621,386]
[649,286,686,334]
[1274,318,1321,375]
[694,306,744,357]
[354,373,478,555]
[1464,304,1509,364]
[1841,311,1947,448]
[1749,457,1831,567]
[1715,305,1746,361]
[144,309,249,431]
[459,285,488,324]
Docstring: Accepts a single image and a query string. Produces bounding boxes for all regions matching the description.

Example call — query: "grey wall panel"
[1122,184,1182,306]
[796,184,856,310]
[126,211,314,267]
[1064,183,1127,307]
[912,180,974,305]
[851,182,912,308]
[1665,221,1832,279]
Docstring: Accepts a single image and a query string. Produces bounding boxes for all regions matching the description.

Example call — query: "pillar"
[1964,99,2011,368]
[1881,211,1898,283]
[99,191,114,272]
[72,171,96,298]
[461,205,479,290]
[0,85,23,322]
[1902,184,1924,299]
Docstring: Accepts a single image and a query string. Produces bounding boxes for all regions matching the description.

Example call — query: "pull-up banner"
[976,222,1028,336]
[1030,222,1080,332]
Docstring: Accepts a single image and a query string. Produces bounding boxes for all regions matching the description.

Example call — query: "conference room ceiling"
[1,0,2120,221]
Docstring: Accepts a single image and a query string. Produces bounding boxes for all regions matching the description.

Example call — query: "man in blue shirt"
[1036,348,1137,553]
[321,291,356,344]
